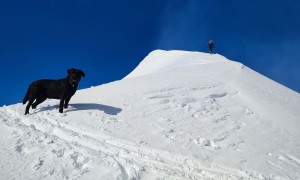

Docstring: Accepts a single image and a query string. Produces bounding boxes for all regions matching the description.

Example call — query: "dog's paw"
[64,105,68,109]
[59,109,63,113]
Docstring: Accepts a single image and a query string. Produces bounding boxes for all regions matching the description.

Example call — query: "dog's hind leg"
[64,97,72,109]
[25,98,35,115]
[23,84,34,105]
[32,97,46,109]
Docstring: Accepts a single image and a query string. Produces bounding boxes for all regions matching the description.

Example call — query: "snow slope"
[1,50,300,179]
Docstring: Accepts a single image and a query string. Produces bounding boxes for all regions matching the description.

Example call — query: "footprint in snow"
[214,115,230,123]
[192,113,200,118]
[33,158,44,170]
[227,140,244,151]
[101,117,122,123]
[15,143,25,154]
[209,92,227,99]
[48,169,55,175]
[88,112,97,117]
[70,152,89,170]
[164,129,176,139]
[139,140,147,145]
[193,138,220,149]
[245,108,253,115]
[52,148,65,158]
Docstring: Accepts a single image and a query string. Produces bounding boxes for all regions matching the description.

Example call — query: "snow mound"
[1,50,300,179]
[124,50,228,79]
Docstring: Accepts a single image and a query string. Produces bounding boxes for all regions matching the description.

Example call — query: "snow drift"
[1,50,300,179]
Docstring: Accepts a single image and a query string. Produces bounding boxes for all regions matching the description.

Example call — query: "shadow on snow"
[37,103,122,115]
[68,103,122,115]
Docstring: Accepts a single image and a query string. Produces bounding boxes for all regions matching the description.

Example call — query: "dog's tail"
[23,86,30,104]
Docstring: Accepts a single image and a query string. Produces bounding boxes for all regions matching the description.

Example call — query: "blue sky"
[0,0,299,106]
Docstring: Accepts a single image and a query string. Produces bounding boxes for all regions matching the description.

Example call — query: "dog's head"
[67,68,85,85]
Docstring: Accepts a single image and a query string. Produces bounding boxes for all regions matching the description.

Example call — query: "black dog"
[23,68,85,115]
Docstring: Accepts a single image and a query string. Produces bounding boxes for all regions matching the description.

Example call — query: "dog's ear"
[67,68,75,75]
[79,70,85,77]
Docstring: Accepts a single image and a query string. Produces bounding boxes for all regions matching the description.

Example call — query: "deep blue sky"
[0,0,299,106]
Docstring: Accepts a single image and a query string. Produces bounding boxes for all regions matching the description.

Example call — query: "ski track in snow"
[0,85,266,180]
[1,50,300,179]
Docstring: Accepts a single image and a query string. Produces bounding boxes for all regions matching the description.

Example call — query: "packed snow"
[1,50,300,179]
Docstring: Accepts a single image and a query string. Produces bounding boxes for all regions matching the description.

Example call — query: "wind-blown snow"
[1,50,300,179]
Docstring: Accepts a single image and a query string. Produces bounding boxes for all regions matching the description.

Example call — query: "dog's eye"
[73,74,80,79]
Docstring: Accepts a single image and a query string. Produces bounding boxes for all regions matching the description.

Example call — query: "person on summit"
[208,40,214,54]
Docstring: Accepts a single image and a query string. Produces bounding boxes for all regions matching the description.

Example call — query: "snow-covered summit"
[124,50,229,79]
[1,50,300,179]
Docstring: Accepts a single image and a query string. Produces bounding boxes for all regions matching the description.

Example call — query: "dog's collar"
[68,79,78,87]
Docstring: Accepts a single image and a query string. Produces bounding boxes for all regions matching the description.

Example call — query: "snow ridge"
[1,50,300,179]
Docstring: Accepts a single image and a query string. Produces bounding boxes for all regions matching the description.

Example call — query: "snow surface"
[1,50,300,179]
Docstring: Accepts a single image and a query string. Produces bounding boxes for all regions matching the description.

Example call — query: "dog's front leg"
[64,96,71,109]
[59,97,65,113]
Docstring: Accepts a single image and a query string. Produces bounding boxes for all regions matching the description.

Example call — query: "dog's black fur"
[23,68,85,115]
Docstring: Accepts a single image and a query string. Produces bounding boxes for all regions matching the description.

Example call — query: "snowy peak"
[124,50,229,79]
[1,50,300,179]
